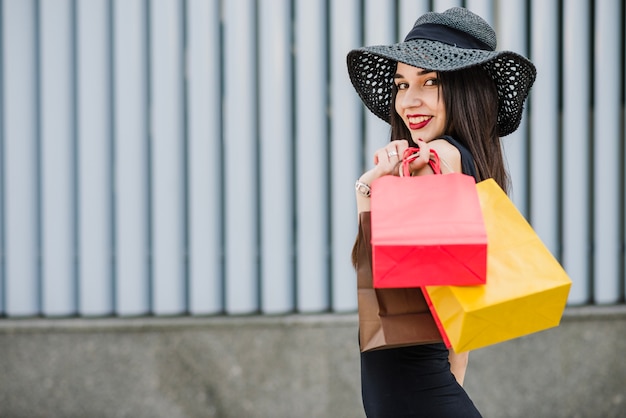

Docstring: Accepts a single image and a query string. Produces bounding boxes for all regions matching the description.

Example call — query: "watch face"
[356,183,371,197]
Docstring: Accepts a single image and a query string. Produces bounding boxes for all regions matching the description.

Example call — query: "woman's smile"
[407,114,433,130]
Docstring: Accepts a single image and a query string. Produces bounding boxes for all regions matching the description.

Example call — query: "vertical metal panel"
[40,0,76,316]
[186,0,223,315]
[562,0,591,305]
[1,0,625,317]
[465,0,493,24]
[0,0,4,314]
[364,0,394,160]
[76,0,113,315]
[294,0,329,312]
[113,0,149,316]
[397,0,430,39]
[593,0,621,304]
[223,0,259,314]
[2,0,39,316]
[258,0,294,313]
[149,0,186,314]
[529,0,559,255]
[329,0,360,312]
[498,1,530,214]
[432,0,462,12]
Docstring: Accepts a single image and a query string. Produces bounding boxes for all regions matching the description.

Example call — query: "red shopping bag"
[370,148,487,288]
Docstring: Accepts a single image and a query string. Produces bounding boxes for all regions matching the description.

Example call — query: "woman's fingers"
[374,142,402,172]
[374,148,397,165]
[406,139,434,176]
[369,138,436,177]
[394,140,409,158]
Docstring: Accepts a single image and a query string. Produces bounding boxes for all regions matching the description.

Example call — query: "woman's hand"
[371,139,409,178]
[355,139,434,214]
[355,138,461,215]
[361,138,433,185]
[402,138,434,177]
[448,350,469,386]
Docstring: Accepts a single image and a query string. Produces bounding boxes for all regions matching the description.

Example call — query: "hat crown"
[413,7,496,51]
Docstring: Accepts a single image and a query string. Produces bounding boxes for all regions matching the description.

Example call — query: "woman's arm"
[357,138,461,210]
[448,349,469,386]
[356,139,435,214]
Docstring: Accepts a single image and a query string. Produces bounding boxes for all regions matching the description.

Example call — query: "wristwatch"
[355,180,371,197]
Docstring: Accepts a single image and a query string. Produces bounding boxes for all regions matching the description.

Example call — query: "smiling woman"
[393,65,447,145]
[347,7,536,418]
[390,64,506,188]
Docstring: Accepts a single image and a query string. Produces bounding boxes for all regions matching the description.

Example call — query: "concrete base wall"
[0,306,625,418]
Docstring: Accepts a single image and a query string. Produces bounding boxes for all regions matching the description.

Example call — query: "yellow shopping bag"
[422,179,571,352]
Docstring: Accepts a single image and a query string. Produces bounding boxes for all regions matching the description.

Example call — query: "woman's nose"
[401,88,422,107]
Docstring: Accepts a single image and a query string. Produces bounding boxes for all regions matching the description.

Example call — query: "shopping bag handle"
[400,147,441,177]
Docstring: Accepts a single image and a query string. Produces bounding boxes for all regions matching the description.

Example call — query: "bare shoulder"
[429,139,462,172]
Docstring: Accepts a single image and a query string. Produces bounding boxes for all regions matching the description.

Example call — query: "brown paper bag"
[356,212,443,352]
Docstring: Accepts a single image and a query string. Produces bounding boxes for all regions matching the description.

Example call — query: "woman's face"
[394,62,446,143]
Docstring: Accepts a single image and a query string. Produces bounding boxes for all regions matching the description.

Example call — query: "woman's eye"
[424,78,439,86]
[396,82,409,90]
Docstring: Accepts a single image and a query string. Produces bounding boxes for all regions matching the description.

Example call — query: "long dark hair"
[352,64,507,268]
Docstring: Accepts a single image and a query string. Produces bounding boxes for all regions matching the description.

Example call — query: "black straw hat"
[346,7,536,137]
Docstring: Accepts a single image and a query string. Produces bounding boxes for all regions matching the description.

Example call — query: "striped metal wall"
[0,0,624,317]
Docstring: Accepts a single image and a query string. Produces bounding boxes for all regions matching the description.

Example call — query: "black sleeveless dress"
[360,136,483,418]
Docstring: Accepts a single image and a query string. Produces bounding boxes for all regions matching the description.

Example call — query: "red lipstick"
[406,114,432,130]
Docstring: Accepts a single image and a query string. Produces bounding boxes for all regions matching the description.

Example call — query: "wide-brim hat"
[346,7,536,137]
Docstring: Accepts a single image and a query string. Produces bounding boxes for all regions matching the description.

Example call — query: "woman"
[347,7,536,417]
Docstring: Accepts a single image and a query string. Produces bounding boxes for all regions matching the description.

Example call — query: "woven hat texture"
[346,7,536,137]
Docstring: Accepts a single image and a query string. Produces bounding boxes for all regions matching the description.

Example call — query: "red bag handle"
[400,147,441,177]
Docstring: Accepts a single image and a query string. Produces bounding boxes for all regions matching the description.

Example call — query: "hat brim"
[347,40,536,137]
